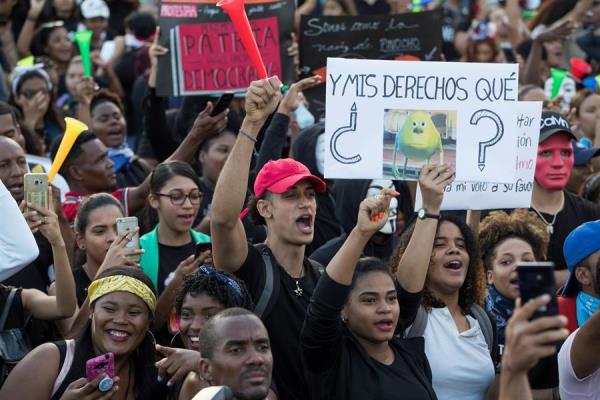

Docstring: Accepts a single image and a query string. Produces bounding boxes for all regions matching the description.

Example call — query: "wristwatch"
[417,208,440,220]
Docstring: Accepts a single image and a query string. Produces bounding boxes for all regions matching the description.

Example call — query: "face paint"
[534,133,574,191]
[366,179,398,235]
[315,134,326,176]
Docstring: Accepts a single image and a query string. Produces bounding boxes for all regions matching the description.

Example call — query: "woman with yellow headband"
[0,267,168,400]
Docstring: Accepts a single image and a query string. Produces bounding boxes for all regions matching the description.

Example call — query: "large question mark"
[470,109,504,171]
[330,103,362,164]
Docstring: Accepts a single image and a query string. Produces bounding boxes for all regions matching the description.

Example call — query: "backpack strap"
[307,259,325,275]
[254,244,276,319]
[0,288,18,331]
[406,305,428,338]
[51,339,76,398]
[471,304,494,355]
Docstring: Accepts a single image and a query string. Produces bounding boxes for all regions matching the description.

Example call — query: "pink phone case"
[86,353,115,381]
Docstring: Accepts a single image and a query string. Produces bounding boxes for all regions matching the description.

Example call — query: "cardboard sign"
[157,0,295,95]
[415,102,543,210]
[299,10,442,119]
[324,58,519,183]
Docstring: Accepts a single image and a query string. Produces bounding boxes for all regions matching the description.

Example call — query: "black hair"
[80,266,160,399]
[347,257,395,302]
[0,101,19,126]
[198,307,259,359]
[144,161,202,230]
[390,214,487,314]
[90,89,125,116]
[31,23,68,58]
[175,269,254,316]
[73,193,124,268]
[49,130,97,179]
[125,12,157,39]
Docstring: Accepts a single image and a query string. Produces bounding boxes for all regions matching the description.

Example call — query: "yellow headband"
[88,275,157,313]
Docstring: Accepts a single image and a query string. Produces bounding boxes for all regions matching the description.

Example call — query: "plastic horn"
[550,68,568,100]
[74,30,94,77]
[217,0,267,79]
[48,117,88,183]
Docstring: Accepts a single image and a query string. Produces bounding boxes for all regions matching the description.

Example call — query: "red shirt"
[63,188,129,224]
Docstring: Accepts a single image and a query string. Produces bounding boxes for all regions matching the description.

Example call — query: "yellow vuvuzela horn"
[48,117,88,183]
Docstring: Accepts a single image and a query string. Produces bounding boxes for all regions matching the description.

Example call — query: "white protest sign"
[324,58,519,182]
[415,101,542,210]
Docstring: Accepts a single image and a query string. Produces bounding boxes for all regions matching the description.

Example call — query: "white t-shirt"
[558,328,600,399]
[422,307,495,400]
[0,179,39,280]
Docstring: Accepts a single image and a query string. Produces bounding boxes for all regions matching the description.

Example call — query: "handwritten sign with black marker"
[156,0,295,96]
[324,58,520,183]
[414,102,542,210]
[299,10,443,118]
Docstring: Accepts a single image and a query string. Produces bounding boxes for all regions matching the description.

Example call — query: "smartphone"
[86,352,115,382]
[116,217,140,262]
[24,173,48,210]
[210,93,234,117]
[500,42,517,63]
[517,262,559,319]
[195,242,212,258]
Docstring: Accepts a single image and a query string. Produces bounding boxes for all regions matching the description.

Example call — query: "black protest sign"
[157,0,295,96]
[299,10,442,118]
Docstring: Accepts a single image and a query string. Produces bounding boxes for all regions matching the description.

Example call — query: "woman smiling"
[0,267,167,399]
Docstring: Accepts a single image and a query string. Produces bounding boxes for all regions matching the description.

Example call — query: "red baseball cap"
[254,158,326,198]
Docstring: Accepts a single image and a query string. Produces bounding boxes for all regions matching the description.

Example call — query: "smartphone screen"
[517,262,558,319]
[500,42,517,63]
[210,93,234,117]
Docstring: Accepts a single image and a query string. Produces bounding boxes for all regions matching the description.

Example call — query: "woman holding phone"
[0,266,167,399]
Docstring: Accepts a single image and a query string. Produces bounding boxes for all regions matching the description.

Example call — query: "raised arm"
[393,164,453,292]
[20,190,76,320]
[301,189,396,371]
[500,297,568,400]
[16,0,44,58]
[211,77,282,273]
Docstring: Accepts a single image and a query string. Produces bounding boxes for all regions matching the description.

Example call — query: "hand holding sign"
[245,77,283,125]
[418,164,454,214]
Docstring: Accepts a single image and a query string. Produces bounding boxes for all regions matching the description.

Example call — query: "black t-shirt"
[157,241,196,295]
[372,347,433,400]
[235,244,320,400]
[73,268,92,307]
[530,191,600,270]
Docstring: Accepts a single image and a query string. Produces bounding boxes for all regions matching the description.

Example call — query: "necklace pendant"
[294,280,303,297]
[547,224,554,235]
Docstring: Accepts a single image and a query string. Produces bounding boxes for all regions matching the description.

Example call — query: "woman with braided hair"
[154,267,253,400]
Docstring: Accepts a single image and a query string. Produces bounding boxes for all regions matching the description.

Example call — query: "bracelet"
[239,129,257,143]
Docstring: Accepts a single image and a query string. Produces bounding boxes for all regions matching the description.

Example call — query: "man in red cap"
[211,77,326,400]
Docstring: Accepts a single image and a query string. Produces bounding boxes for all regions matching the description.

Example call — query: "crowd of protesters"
[0,0,599,399]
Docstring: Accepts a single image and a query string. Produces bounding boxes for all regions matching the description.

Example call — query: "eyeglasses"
[154,190,202,205]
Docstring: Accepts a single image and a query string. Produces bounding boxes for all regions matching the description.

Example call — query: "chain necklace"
[531,195,564,235]
[293,264,304,297]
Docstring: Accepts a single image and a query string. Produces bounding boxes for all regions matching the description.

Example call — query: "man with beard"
[558,220,600,399]
[195,308,273,400]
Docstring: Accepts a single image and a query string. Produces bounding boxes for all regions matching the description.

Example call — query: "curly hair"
[389,214,487,314]
[478,209,549,271]
[175,269,254,316]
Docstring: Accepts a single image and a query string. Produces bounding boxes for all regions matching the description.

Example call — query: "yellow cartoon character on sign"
[392,111,444,178]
